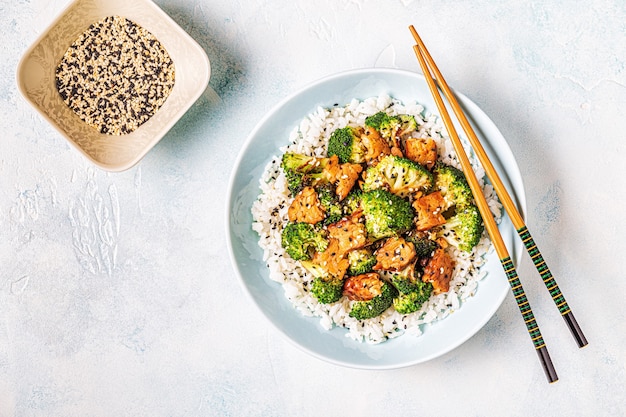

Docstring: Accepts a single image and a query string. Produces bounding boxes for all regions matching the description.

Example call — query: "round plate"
[226,68,526,369]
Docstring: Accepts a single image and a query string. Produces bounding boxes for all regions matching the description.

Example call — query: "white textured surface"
[1,0,625,416]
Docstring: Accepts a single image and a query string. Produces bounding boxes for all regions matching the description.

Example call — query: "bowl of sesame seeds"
[16,0,210,172]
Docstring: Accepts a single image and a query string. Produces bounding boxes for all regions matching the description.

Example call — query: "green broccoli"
[283,169,304,197]
[393,281,433,315]
[397,114,418,137]
[389,264,421,294]
[378,117,401,140]
[387,262,434,314]
[280,222,329,261]
[280,152,333,196]
[360,189,414,240]
[404,230,439,258]
[316,184,343,225]
[300,260,344,304]
[341,188,362,216]
[364,111,389,130]
[434,163,473,210]
[439,204,484,252]
[347,249,377,276]
[365,111,399,139]
[362,154,433,197]
[311,277,344,304]
[281,152,316,195]
[281,152,318,173]
[364,112,418,141]
[327,126,367,164]
[349,281,398,320]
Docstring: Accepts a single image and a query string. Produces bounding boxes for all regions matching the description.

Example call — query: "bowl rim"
[15,0,211,172]
[226,67,527,369]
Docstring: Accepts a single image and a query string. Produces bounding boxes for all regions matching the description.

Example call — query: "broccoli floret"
[349,281,398,320]
[434,163,473,210]
[361,189,414,240]
[378,116,401,140]
[404,230,439,258]
[281,222,329,261]
[300,260,344,304]
[283,169,305,197]
[397,114,418,137]
[327,126,366,164]
[310,276,344,304]
[347,249,377,276]
[365,111,399,140]
[390,268,420,294]
[341,188,362,216]
[439,204,484,252]
[388,262,419,293]
[316,184,343,225]
[364,112,418,141]
[281,152,318,173]
[393,281,433,315]
[362,154,433,197]
[364,111,389,130]
[388,262,434,314]
[280,152,333,196]
[390,277,420,296]
[281,153,317,196]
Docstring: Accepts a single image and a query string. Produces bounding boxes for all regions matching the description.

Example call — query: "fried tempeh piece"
[288,186,325,224]
[373,236,417,271]
[312,238,350,279]
[321,155,363,201]
[404,137,437,170]
[361,126,391,165]
[413,191,447,231]
[422,248,454,294]
[327,212,368,253]
[343,272,384,301]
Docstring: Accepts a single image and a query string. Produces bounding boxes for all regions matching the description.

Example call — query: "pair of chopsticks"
[409,26,588,383]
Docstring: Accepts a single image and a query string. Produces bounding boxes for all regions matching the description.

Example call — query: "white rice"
[251,94,502,344]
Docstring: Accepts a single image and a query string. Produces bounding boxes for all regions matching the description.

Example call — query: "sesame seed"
[55,16,175,135]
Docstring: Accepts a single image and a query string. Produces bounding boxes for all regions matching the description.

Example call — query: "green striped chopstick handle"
[518,226,569,314]
[501,256,558,383]
[502,257,545,349]
[517,226,588,348]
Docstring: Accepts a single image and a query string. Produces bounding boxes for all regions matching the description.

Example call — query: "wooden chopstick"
[410,31,558,383]
[409,26,588,350]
